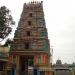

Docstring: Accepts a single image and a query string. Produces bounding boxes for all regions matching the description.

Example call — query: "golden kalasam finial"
[30,0,43,4]
[31,0,36,4]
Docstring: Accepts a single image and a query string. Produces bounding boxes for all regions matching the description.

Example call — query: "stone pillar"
[16,55,19,75]
[25,59,28,75]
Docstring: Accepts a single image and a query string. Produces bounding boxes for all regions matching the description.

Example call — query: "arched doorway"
[19,55,34,75]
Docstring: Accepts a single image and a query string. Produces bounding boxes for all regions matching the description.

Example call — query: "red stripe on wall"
[42,55,46,64]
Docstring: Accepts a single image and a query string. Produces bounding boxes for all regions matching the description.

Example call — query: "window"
[24,42,30,49]
[28,21,31,25]
[29,13,33,17]
[27,31,30,36]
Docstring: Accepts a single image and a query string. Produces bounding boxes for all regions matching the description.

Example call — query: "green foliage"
[3,39,12,47]
[14,30,18,37]
[0,6,15,39]
[10,45,13,51]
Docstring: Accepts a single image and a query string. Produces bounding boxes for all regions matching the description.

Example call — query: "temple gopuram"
[0,1,52,75]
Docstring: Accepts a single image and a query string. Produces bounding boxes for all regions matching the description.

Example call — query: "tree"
[0,6,15,40]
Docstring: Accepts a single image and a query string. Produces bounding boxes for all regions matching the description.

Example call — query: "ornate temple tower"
[9,1,52,75]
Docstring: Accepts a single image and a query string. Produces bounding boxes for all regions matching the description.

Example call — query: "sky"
[0,0,75,64]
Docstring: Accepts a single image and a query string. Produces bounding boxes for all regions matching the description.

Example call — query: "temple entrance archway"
[19,55,34,75]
